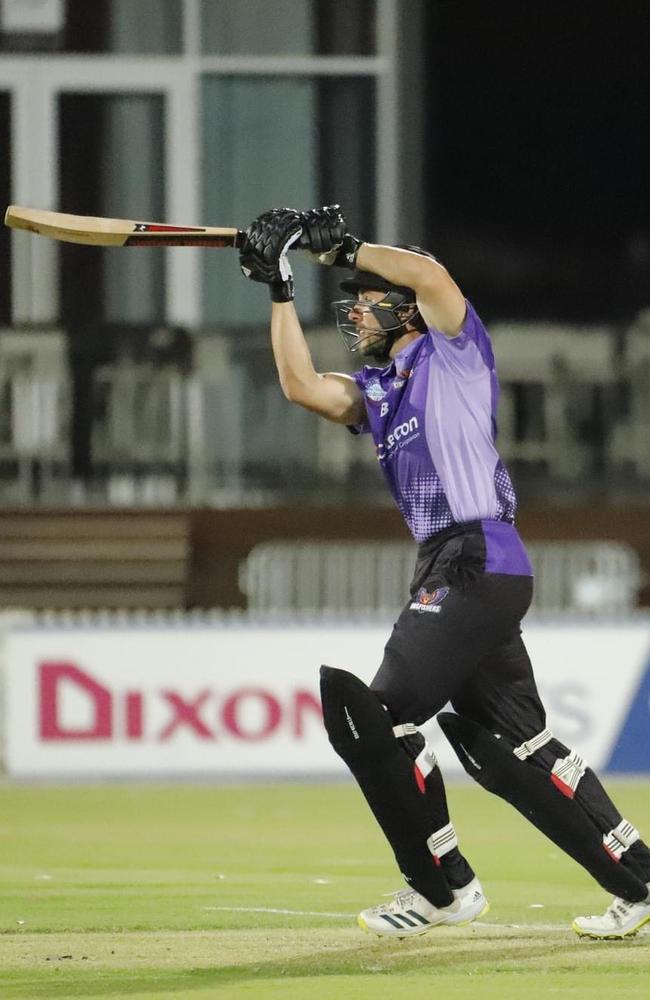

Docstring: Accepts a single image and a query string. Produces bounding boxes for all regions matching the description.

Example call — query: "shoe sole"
[572,912,650,940]
[448,900,490,927]
[358,900,490,938]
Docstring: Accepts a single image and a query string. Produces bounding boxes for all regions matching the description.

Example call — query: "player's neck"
[389,330,422,360]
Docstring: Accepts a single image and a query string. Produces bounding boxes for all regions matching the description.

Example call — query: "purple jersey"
[351,301,532,576]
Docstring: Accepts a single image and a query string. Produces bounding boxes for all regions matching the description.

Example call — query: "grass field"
[0,780,648,999]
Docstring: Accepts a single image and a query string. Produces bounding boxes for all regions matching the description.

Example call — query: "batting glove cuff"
[270,279,294,303]
[332,233,363,269]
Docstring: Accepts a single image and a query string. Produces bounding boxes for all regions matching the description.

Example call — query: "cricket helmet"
[333,246,434,362]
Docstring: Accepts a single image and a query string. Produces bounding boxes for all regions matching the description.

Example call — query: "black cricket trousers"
[370,522,544,745]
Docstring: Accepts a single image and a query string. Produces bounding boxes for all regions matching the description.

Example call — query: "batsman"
[238,206,650,940]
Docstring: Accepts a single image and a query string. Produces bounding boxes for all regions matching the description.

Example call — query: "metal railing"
[1,318,650,506]
[239,540,643,617]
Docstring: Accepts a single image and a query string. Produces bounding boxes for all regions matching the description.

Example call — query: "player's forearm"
[270,301,321,404]
[356,243,465,336]
[356,243,449,295]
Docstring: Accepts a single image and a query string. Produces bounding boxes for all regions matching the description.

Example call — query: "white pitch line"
[204,907,570,930]
[480,921,568,932]
[204,906,353,918]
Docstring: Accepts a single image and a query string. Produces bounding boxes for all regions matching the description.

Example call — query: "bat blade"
[4,205,245,248]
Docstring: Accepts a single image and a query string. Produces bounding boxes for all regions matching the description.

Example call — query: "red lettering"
[125,692,143,739]
[222,689,281,741]
[39,662,112,740]
[290,690,323,737]
[159,690,213,740]
[39,672,324,747]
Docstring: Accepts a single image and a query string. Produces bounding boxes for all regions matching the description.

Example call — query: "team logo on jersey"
[366,380,387,402]
[409,586,450,614]
[380,402,389,417]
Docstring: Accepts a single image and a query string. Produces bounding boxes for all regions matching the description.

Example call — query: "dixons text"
[38,662,323,742]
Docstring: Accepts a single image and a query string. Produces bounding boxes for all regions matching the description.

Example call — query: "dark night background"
[425,0,650,323]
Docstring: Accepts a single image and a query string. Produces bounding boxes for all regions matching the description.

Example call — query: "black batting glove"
[240,208,302,302]
[299,205,347,254]
[299,205,362,269]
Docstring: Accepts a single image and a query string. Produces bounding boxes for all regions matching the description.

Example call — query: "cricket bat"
[4,205,246,248]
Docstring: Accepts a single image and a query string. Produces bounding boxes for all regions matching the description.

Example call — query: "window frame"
[0,0,400,327]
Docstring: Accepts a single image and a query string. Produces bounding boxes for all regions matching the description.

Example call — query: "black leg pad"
[438,711,648,902]
[320,665,453,907]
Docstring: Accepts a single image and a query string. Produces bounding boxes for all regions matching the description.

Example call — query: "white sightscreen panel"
[201,0,314,55]
[201,76,318,326]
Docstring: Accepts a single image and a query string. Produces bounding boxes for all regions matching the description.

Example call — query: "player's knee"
[320,665,439,785]
[320,665,395,758]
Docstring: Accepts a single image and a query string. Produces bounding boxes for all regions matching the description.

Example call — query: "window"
[65,0,182,54]
[201,75,375,326]
[0,92,10,324]
[200,0,375,56]
[59,94,166,326]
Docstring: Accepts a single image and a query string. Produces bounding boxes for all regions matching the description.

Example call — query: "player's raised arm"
[300,207,466,338]
[356,244,466,338]
[239,209,365,425]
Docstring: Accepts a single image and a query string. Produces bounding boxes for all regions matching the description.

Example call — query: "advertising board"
[3,622,649,777]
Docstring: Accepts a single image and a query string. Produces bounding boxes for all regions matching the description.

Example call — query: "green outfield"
[0,780,648,999]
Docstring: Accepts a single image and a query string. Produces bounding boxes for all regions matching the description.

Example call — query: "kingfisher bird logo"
[409,586,450,614]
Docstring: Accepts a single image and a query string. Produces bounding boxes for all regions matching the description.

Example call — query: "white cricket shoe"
[358,876,489,938]
[572,887,650,940]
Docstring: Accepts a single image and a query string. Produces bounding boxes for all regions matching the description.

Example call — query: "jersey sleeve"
[426,300,496,379]
[347,369,371,434]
